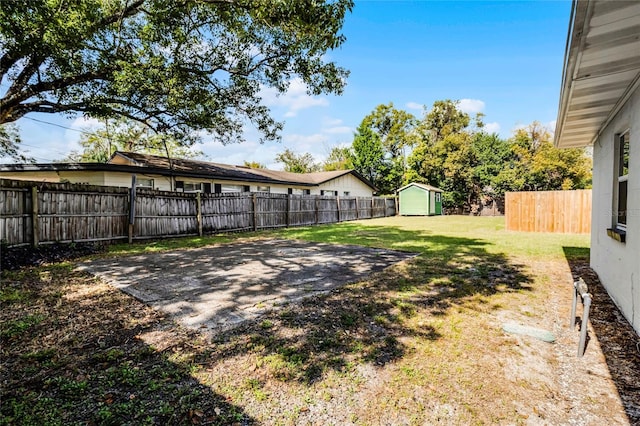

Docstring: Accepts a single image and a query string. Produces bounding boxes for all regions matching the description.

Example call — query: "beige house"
[555,1,640,334]
[0,151,376,197]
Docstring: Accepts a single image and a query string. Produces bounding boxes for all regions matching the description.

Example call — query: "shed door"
[429,191,436,215]
[400,186,429,215]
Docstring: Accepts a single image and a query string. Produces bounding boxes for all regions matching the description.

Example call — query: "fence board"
[0,178,398,246]
[505,190,591,234]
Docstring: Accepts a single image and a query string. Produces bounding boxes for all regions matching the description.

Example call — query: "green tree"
[322,146,353,171]
[423,99,470,141]
[275,149,320,173]
[509,122,592,191]
[471,132,517,199]
[408,100,476,210]
[360,103,416,192]
[0,123,32,162]
[64,119,204,162]
[350,122,387,190]
[410,131,477,210]
[243,161,266,169]
[1,0,353,145]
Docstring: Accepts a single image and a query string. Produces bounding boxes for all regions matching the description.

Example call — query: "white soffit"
[555,0,640,148]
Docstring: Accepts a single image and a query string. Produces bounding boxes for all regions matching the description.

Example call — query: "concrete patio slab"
[76,239,416,335]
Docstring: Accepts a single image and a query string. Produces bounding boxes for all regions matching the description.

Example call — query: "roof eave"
[555,0,640,149]
[555,0,591,148]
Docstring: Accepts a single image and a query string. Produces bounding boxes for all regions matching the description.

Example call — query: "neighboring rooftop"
[0,151,376,190]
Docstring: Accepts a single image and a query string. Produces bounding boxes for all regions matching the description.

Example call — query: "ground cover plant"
[2,216,638,425]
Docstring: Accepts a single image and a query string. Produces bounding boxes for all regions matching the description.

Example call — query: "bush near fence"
[505,189,591,234]
[0,179,397,247]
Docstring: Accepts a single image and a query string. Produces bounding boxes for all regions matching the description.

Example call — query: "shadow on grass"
[197,225,533,384]
[0,264,254,425]
[1,225,535,423]
[563,247,640,425]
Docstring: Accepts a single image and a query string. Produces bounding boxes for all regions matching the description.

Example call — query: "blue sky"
[8,0,572,168]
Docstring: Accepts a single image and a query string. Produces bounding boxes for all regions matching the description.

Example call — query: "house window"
[435,192,441,202]
[615,131,629,231]
[321,190,337,196]
[256,185,270,193]
[303,189,311,195]
[183,182,203,192]
[220,184,244,193]
[343,191,350,196]
[136,178,154,188]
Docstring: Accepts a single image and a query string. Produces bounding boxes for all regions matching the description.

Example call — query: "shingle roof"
[110,152,376,189]
[0,151,376,190]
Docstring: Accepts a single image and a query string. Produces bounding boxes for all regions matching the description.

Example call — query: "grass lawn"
[5,215,622,425]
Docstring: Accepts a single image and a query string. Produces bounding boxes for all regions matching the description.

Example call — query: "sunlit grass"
[273,216,590,260]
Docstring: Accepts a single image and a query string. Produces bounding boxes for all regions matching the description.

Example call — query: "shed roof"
[555,0,640,148]
[397,182,443,193]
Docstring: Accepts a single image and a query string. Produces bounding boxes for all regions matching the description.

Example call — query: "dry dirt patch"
[76,239,416,334]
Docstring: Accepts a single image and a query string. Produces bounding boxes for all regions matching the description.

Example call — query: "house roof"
[0,151,376,190]
[397,182,443,193]
[555,0,640,148]
[110,152,376,189]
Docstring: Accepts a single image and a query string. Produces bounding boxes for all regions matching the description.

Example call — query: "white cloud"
[458,99,485,114]
[324,126,352,135]
[322,117,344,127]
[484,122,501,134]
[260,78,329,117]
[283,133,328,148]
[512,123,527,132]
[405,102,423,111]
[69,116,103,131]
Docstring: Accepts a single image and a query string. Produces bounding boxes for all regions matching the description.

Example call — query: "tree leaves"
[0,0,354,146]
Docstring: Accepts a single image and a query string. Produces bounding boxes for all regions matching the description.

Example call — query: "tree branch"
[1,68,114,115]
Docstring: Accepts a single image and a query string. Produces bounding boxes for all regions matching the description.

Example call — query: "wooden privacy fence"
[0,179,397,247]
[505,190,591,234]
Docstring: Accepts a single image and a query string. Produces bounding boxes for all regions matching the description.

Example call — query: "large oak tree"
[0,0,353,146]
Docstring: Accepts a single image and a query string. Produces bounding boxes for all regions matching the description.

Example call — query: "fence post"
[196,192,203,236]
[286,194,291,227]
[128,175,137,244]
[371,197,375,218]
[355,197,359,219]
[252,193,258,231]
[315,196,319,224]
[31,186,39,247]
[336,196,341,223]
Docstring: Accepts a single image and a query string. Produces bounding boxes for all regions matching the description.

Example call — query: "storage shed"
[398,183,443,216]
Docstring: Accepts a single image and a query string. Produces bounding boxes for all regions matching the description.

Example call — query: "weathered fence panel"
[505,190,591,234]
[255,193,288,229]
[0,178,398,247]
[289,195,317,226]
[357,197,372,219]
[317,196,339,224]
[134,190,198,239]
[0,186,32,246]
[385,198,397,217]
[202,193,252,232]
[339,197,358,221]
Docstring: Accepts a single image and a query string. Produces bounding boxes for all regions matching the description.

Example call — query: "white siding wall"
[1,170,374,198]
[0,171,63,182]
[103,172,172,190]
[591,85,640,334]
[316,174,373,197]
